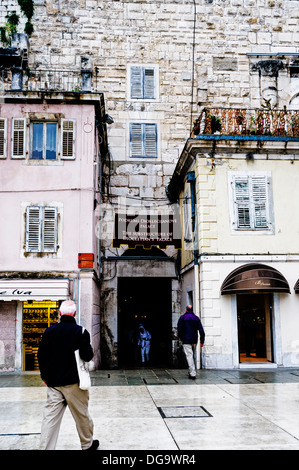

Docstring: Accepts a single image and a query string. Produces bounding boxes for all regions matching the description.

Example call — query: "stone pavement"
[1,367,299,451]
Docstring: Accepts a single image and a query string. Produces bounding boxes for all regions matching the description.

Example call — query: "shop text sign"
[113,213,181,249]
[0,288,33,297]
[0,280,69,300]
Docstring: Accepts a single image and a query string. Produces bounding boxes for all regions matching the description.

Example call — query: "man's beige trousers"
[39,384,94,450]
[183,344,197,377]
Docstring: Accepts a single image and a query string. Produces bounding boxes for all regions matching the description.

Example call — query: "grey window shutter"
[26,207,42,252]
[43,207,57,252]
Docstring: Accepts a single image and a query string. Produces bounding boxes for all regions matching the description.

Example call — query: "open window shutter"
[131,67,143,99]
[144,68,155,99]
[130,123,143,157]
[42,207,57,252]
[0,118,7,158]
[183,193,192,242]
[144,124,157,157]
[11,118,26,159]
[233,176,251,229]
[61,119,75,159]
[26,207,42,252]
[251,176,268,228]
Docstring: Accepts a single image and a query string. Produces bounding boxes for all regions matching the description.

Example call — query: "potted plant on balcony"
[211,114,221,134]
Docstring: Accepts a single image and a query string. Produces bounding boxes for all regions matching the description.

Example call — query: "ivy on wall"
[0,0,34,44]
[17,0,34,37]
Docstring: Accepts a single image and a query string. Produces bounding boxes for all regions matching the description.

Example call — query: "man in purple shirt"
[177,305,205,379]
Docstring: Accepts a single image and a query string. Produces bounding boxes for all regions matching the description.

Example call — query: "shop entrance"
[117,277,172,368]
[23,300,59,371]
[237,294,273,364]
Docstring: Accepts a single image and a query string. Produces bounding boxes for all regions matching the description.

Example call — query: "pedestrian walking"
[177,305,205,379]
[38,300,99,450]
[137,323,152,365]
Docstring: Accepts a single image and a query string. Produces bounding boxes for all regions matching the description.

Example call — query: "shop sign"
[113,213,181,249]
[0,279,69,301]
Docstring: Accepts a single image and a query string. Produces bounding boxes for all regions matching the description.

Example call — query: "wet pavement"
[1,367,299,451]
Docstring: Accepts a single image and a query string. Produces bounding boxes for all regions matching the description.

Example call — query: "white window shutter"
[61,119,75,159]
[252,176,268,228]
[11,118,26,159]
[144,68,155,99]
[43,207,57,252]
[131,67,143,99]
[0,118,7,159]
[234,177,251,229]
[26,207,42,252]
[144,124,157,157]
[26,206,58,253]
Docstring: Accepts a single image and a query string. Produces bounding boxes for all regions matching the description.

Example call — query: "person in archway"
[137,323,152,365]
[177,305,205,380]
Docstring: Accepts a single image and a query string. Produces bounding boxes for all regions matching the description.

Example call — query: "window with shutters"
[25,206,58,253]
[130,123,157,158]
[11,117,75,161]
[0,118,7,159]
[229,172,273,233]
[130,66,156,99]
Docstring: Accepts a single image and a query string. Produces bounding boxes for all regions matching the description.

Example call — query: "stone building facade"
[1,0,298,368]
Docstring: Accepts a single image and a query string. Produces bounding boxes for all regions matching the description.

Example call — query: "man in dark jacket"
[177,305,205,379]
[38,300,99,450]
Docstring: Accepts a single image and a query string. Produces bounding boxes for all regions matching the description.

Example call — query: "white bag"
[75,327,91,390]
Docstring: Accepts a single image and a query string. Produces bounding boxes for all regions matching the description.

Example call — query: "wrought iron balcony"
[192,107,299,138]
[0,66,100,94]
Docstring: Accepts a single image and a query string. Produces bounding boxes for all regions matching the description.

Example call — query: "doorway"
[237,294,273,364]
[117,277,172,368]
[23,300,59,371]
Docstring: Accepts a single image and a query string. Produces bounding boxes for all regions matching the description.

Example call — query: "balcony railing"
[0,67,100,94]
[192,107,299,138]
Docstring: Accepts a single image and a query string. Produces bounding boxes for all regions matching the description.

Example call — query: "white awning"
[0,279,70,301]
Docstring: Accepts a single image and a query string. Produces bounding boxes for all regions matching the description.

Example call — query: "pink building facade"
[0,68,107,370]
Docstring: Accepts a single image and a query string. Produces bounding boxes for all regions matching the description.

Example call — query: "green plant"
[0,1,34,44]
[211,114,221,134]
[0,12,20,45]
[17,0,34,37]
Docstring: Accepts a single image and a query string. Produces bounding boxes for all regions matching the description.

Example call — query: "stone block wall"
[0,301,16,370]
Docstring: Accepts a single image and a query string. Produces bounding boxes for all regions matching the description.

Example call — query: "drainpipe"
[186,170,201,368]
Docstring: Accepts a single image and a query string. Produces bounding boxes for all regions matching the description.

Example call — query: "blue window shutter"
[144,68,155,99]
[131,67,155,99]
[131,67,143,99]
[130,123,157,158]
[130,123,143,156]
[144,124,157,157]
